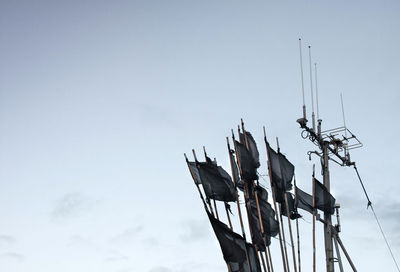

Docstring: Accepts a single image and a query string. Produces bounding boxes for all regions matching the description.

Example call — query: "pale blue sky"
[0,1,399,271]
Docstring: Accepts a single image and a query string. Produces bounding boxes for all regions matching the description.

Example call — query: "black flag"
[234,140,258,182]
[248,186,279,249]
[207,211,247,263]
[239,132,260,168]
[228,243,262,272]
[267,143,294,192]
[295,186,314,214]
[315,179,336,215]
[281,192,302,220]
[188,161,236,202]
[229,149,244,191]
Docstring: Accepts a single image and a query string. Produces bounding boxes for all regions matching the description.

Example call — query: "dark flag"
[229,149,244,191]
[188,161,236,202]
[239,132,260,168]
[246,243,262,272]
[188,162,201,184]
[295,186,314,214]
[228,243,262,272]
[315,179,336,215]
[281,192,302,220]
[207,211,247,263]
[267,143,294,192]
[234,141,258,182]
[248,186,279,249]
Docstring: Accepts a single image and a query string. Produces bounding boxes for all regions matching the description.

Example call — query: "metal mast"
[296,100,362,272]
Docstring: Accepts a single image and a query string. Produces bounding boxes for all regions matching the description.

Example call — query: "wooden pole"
[279,204,291,272]
[275,137,290,272]
[192,149,215,216]
[184,153,209,212]
[241,120,272,272]
[227,137,253,272]
[312,165,316,272]
[284,193,298,272]
[293,176,301,272]
[202,147,220,220]
[267,246,274,272]
[263,127,288,272]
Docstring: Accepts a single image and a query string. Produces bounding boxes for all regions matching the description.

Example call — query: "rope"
[353,165,400,272]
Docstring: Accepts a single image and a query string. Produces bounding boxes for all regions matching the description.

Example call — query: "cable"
[353,165,400,272]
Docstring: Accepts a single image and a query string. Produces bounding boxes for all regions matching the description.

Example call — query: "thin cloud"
[105,250,129,262]
[148,267,172,272]
[51,192,93,221]
[180,219,209,242]
[0,235,16,247]
[110,226,143,245]
[0,252,24,262]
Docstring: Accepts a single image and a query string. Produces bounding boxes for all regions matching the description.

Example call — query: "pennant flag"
[246,243,262,272]
[229,149,244,191]
[188,160,236,202]
[295,186,314,214]
[228,243,262,272]
[235,140,258,182]
[240,132,260,168]
[247,186,279,249]
[315,178,336,215]
[267,143,294,191]
[207,211,247,263]
[281,192,302,220]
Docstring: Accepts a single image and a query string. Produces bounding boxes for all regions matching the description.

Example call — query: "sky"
[0,0,400,271]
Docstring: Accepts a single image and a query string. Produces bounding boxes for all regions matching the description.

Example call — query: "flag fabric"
[228,243,262,272]
[229,149,244,191]
[235,140,258,182]
[295,186,314,214]
[267,143,294,191]
[188,161,202,184]
[246,243,262,272]
[281,192,302,220]
[188,160,236,202]
[247,186,279,249]
[207,211,247,263]
[315,178,336,215]
[239,132,260,168]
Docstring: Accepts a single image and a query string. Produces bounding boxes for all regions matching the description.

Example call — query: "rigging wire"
[353,165,400,272]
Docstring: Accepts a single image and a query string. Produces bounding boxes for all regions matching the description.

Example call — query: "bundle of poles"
[184,119,306,272]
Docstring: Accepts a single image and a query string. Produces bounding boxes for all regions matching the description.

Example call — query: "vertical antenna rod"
[309,46,316,131]
[299,39,306,120]
[314,63,320,121]
[340,93,347,138]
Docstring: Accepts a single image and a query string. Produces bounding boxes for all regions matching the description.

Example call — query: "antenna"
[308,46,316,131]
[299,39,306,121]
[314,63,320,121]
[340,93,347,138]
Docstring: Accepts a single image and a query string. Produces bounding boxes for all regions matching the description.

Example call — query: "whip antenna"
[308,46,316,131]
[314,63,320,121]
[299,39,307,121]
[340,93,347,138]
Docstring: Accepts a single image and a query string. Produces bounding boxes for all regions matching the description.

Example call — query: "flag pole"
[192,149,215,217]
[312,164,316,272]
[202,146,223,221]
[241,120,272,272]
[228,135,254,272]
[284,192,298,272]
[293,176,301,272]
[275,137,291,272]
[232,131,268,272]
[185,153,234,272]
[264,126,288,272]
[184,153,209,212]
